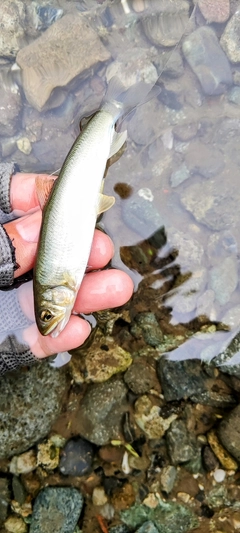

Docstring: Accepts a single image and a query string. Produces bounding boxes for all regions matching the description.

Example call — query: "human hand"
[2,172,133,361]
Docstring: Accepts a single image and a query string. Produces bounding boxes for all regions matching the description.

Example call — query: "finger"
[10,172,51,213]
[4,208,114,278]
[74,269,134,314]
[23,316,91,358]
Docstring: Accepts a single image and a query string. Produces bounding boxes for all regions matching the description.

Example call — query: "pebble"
[10,450,37,475]
[85,337,132,383]
[160,465,177,494]
[75,376,127,445]
[170,163,190,187]
[92,487,108,506]
[106,49,158,88]
[213,469,226,483]
[207,430,238,470]
[29,487,83,533]
[12,476,26,505]
[16,13,110,110]
[121,500,198,532]
[37,440,60,471]
[221,11,240,63]
[218,405,240,462]
[133,312,163,347]
[136,521,159,533]
[109,526,130,533]
[166,419,199,465]
[59,438,94,476]
[0,478,10,523]
[182,27,232,95]
[124,361,157,395]
[142,0,190,47]
[134,395,177,440]
[198,0,230,23]
[121,191,165,240]
[209,256,238,306]
[202,445,220,472]
[0,363,66,459]
[4,516,27,533]
[16,137,32,155]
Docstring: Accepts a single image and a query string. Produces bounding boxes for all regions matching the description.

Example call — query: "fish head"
[35,285,76,337]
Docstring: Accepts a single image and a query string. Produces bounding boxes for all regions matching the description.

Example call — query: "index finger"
[10,172,54,213]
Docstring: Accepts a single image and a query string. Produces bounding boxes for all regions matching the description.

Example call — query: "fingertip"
[88,229,114,269]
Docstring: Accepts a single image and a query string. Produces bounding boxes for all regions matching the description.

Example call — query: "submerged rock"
[17,13,110,110]
[142,0,190,47]
[182,27,232,95]
[29,487,83,533]
[0,1,26,58]
[218,405,240,463]
[59,438,95,476]
[121,500,198,532]
[221,11,240,64]
[198,0,230,23]
[209,256,238,306]
[0,363,66,459]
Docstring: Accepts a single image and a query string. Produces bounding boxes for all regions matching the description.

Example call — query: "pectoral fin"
[97,193,115,215]
[109,130,127,159]
[35,175,57,210]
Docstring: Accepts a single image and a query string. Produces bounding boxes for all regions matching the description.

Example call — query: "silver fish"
[34,76,159,337]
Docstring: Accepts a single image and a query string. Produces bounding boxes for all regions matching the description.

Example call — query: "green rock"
[121,500,198,533]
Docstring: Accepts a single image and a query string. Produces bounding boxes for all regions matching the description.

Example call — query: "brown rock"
[17,13,110,110]
[198,0,230,23]
[207,429,238,470]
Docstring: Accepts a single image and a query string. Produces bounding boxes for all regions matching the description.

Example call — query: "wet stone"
[154,50,184,79]
[17,13,110,110]
[30,3,63,30]
[142,0,190,47]
[121,191,165,240]
[106,49,158,87]
[109,526,130,533]
[157,358,235,407]
[160,465,177,494]
[0,77,22,137]
[124,362,157,395]
[0,363,66,459]
[0,0,26,58]
[121,500,198,532]
[0,478,10,524]
[4,515,27,533]
[166,419,198,465]
[182,27,232,95]
[202,445,220,472]
[228,86,240,106]
[221,11,240,64]
[12,476,26,505]
[218,404,240,462]
[170,163,190,187]
[133,313,163,348]
[59,438,94,476]
[184,141,225,179]
[198,0,230,23]
[75,376,127,445]
[211,331,240,377]
[209,256,238,306]
[29,487,83,533]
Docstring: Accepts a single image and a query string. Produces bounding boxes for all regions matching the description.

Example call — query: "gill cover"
[35,285,76,337]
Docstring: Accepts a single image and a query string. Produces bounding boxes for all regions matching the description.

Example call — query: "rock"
[221,11,240,64]
[207,430,238,470]
[10,450,37,475]
[170,163,190,187]
[124,362,157,394]
[166,268,207,317]
[142,0,190,47]
[157,358,236,407]
[109,526,130,533]
[106,49,158,87]
[37,440,60,471]
[218,405,240,462]
[209,256,238,306]
[202,445,219,472]
[12,476,26,505]
[134,395,177,440]
[160,465,177,494]
[228,86,240,105]
[198,0,230,23]
[4,516,27,533]
[17,13,110,110]
[28,3,63,31]
[166,419,198,465]
[59,438,94,476]
[0,1,26,58]
[75,377,127,445]
[0,363,66,458]
[133,313,163,348]
[121,500,198,532]
[154,50,184,79]
[92,487,108,506]
[0,478,10,524]
[207,230,238,267]
[182,27,232,95]
[0,74,22,136]
[85,335,132,383]
[184,141,225,179]
[121,190,165,240]
[16,137,32,155]
[29,487,83,533]
[167,228,204,268]
[136,521,158,533]
[180,174,240,231]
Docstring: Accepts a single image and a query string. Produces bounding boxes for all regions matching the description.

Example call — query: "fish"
[33,76,159,337]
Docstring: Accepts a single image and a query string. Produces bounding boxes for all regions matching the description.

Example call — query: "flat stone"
[183,27,232,95]
[17,13,110,110]
[0,363,66,458]
[29,487,83,533]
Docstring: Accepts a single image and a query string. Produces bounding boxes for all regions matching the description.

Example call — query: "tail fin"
[102,75,160,120]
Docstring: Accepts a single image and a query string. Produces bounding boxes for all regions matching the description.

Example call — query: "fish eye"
[40,309,53,322]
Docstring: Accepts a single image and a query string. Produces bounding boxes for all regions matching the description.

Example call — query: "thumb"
[4,209,42,277]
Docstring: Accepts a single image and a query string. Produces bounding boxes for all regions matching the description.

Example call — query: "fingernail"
[16,210,42,243]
